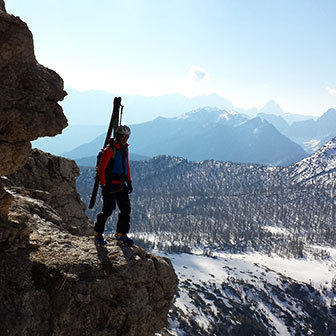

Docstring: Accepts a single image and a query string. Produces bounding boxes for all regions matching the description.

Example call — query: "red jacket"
[97,141,131,186]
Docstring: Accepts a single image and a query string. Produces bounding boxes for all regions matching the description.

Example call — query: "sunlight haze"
[5,0,336,116]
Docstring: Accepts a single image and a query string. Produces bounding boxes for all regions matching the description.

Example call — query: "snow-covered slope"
[157,251,336,336]
[288,136,336,186]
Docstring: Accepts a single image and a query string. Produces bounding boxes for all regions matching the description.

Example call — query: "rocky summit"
[0,2,178,335]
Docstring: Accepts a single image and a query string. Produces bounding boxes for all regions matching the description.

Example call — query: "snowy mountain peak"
[178,107,247,125]
[260,99,284,116]
[219,110,240,120]
[185,106,223,117]
[176,107,220,120]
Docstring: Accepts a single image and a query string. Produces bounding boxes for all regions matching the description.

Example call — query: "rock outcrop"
[8,149,90,236]
[0,199,177,335]
[1,152,178,335]
[0,0,67,249]
[0,2,178,335]
[0,3,67,176]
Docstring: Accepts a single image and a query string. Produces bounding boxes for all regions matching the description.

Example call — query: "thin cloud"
[327,86,336,95]
[188,66,209,82]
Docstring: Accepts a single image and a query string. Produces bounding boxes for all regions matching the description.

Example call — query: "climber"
[93,125,133,245]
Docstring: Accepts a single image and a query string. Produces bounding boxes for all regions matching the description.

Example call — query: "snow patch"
[263,226,290,236]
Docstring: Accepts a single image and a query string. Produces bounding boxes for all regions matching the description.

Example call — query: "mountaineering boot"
[94,231,107,246]
[114,233,134,245]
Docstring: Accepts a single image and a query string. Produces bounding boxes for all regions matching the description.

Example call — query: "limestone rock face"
[0,4,67,175]
[8,149,90,236]
[0,193,178,335]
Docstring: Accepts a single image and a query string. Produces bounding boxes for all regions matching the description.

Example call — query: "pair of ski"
[88,97,123,210]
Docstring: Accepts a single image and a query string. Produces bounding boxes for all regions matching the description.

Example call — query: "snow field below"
[156,248,336,335]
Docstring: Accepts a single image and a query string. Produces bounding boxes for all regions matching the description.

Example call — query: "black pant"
[94,188,131,235]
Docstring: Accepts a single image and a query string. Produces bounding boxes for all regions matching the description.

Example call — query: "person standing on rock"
[94,125,133,245]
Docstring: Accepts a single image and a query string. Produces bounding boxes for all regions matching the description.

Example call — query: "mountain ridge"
[288,136,336,186]
[65,107,307,166]
[283,108,336,152]
[33,88,318,155]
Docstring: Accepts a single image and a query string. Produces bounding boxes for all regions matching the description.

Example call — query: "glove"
[101,184,110,196]
[126,181,133,194]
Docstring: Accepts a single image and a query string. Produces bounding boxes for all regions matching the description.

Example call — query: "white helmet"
[116,125,131,136]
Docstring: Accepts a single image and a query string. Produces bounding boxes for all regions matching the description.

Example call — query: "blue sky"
[5,0,336,116]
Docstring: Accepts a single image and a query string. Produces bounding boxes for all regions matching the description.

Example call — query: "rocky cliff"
[0,2,178,335]
[0,2,67,176]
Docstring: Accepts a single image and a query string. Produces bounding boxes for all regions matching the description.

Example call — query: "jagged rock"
[0,191,178,336]
[8,149,90,236]
[0,0,5,12]
[1,161,178,336]
[0,4,67,175]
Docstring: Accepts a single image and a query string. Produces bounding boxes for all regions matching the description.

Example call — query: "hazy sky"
[5,0,336,116]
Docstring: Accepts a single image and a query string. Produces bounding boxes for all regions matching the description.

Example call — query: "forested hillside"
[77,138,336,258]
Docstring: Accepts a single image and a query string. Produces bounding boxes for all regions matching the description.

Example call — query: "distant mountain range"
[65,107,307,166]
[32,88,316,156]
[285,108,336,152]
[32,88,336,163]
[259,107,336,153]
[32,124,107,156]
[59,88,251,125]
[258,99,317,124]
